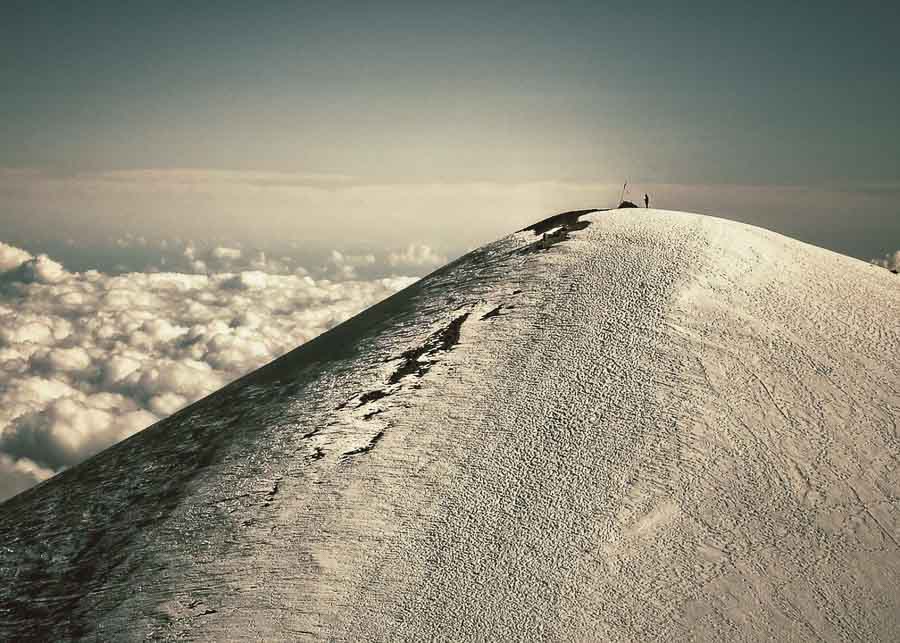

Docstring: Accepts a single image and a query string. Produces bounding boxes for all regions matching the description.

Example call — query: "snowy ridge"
[1,209,898,641]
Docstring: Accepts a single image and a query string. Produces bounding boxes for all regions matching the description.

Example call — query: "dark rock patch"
[519,209,602,236]
[519,227,571,254]
[362,409,383,421]
[263,479,280,505]
[357,389,390,407]
[342,430,386,459]
[387,312,470,385]
[481,306,503,320]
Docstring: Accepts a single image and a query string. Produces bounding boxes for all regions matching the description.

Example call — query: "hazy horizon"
[2,1,898,265]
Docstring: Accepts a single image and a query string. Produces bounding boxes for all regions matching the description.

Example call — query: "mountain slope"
[1,209,898,641]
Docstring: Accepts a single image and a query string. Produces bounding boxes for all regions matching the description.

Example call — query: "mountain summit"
[2,209,898,641]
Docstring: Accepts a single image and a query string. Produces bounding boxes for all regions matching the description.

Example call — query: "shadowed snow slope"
[1,210,899,641]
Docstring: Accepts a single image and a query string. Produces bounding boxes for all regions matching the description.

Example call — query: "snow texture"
[0,210,898,641]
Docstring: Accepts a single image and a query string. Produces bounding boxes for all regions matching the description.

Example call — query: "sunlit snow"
[1,209,898,640]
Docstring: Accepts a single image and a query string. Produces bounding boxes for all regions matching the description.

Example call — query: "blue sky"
[1,1,898,261]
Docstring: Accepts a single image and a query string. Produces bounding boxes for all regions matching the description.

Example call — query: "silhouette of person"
[644,193,650,208]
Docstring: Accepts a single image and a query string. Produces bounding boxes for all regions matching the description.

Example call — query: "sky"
[0,2,898,499]
[1,1,898,261]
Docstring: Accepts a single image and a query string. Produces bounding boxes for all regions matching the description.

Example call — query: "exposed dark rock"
[481,306,503,320]
[342,430,386,458]
[519,209,602,235]
[357,390,390,407]
[387,313,470,385]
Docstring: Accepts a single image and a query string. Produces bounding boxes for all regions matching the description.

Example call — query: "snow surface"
[1,209,898,641]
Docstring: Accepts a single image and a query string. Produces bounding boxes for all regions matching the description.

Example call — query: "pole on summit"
[619,181,627,204]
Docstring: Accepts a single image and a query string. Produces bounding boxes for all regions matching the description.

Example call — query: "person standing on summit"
[644,193,650,208]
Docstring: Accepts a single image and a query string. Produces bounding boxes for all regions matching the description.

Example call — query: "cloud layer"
[4,167,900,265]
[0,242,416,501]
[388,243,448,270]
[871,250,900,272]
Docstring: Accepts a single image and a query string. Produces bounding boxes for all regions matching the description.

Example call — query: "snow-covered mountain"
[2,209,898,641]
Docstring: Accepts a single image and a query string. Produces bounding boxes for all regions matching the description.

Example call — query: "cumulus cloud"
[174,242,296,276]
[388,243,447,270]
[0,247,69,286]
[871,250,900,272]
[115,233,148,248]
[0,453,54,501]
[328,250,376,280]
[0,242,416,501]
[15,255,69,284]
[0,242,33,272]
[211,246,242,261]
[4,396,158,471]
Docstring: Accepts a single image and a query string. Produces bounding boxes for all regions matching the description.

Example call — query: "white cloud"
[0,242,33,272]
[328,250,377,280]
[871,250,900,272]
[30,346,93,374]
[1,321,55,346]
[0,241,416,501]
[171,243,295,276]
[388,243,447,271]
[148,392,187,417]
[210,246,242,261]
[0,453,54,501]
[3,396,157,471]
[5,255,69,284]
[222,271,269,290]
[115,233,148,248]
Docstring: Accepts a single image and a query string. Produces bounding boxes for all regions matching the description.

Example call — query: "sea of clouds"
[0,240,445,501]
